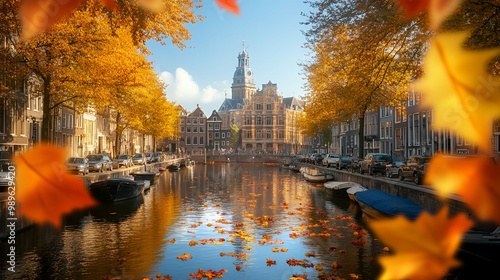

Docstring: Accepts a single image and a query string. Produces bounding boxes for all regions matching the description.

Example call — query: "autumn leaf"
[369,207,473,280]
[426,154,500,223]
[20,0,83,39]
[415,32,500,152]
[395,0,462,29]
[215,0,240,15]
[14,144,97,227]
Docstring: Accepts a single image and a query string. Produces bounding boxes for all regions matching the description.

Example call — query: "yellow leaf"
[426,154,500,223]
[369,207,473,280]
[415,32,500,152]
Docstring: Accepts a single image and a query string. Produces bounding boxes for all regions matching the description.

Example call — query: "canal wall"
[305,164,496,230]
[0,158,183,239]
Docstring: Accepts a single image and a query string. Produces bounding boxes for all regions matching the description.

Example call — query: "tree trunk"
[41,76,51,143]
[114,112,122,155]
[358,116,365,160]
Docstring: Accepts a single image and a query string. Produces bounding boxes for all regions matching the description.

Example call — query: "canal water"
[0,163,484,280]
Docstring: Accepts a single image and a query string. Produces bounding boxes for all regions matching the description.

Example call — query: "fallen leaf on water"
[369,207,473,280]
[415,32,500,152]
[176,253,192,261]
[14,144,97,227]
[426,154,500,223]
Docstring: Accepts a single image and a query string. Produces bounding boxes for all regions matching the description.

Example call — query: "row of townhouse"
[329,89,500,160]
[0,93,155,159]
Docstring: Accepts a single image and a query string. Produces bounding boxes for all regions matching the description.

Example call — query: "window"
[256,117,262,125]
[186,137,191,145]
[245,117,251,125]
[266,104,272,110]
[227,132,230,137]
[193,119,198,124]
[256,104,263,110]
[277,116,284,125]
[278,130,284,139]
[200,127,204,133]
[215,132,220,139]
[215,123,220,130]
[266,117,273,125]
[193,137,198,145]
[256,130,262,139]
[193,127,198,133]
[187,127,191,133]
[200,137,204,145]
[222,132,226,138]
[266,130,272,139]
[245,131,252,139]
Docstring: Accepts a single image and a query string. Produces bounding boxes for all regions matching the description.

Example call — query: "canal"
[0,163,486,279]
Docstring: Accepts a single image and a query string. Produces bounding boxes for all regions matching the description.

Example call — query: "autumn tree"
[301,0,430,159]
[229,123,240,150]
[5,0,199,142]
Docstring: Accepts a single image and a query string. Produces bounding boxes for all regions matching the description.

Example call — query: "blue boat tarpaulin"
[355,189,426,220]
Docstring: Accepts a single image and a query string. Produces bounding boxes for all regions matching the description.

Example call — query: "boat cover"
[355,189,425,220]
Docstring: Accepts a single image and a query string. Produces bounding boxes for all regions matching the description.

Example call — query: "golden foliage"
[415,32,500,152]
[426,154,500,224]
[369,207,473,280]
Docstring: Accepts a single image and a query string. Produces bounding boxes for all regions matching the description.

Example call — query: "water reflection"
[1,163,388,280]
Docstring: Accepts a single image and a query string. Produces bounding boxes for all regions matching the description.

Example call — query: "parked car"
[346,157,360,173]
[65,157,89,175]
[132,153,147,165]
[385,154,406,178]
[314,154,325,165]
[112,154,133,168]
[151,152,164,163]
[322,153,341,167]
[0,160,15,188]
[359,153,393,175]
[308,153,318,164]
[337,156,355,170]
[398,156,432,184]
[86,154,113,173]
[144,153,153,163]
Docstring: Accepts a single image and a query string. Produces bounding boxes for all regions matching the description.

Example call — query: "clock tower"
[231,45,256,100]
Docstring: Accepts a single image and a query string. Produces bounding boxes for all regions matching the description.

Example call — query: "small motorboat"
[324,181,364,198]
[301,167,334,183]
[354,189,427,221]
[346,184,368,202]
[168,162,181,171]
[89,177,148,202]
[131,170,160,185]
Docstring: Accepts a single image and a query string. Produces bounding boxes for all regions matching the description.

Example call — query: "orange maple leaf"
[415,32,500,152]
[426,154,500,224]
[369,207,473,280]
[14,144,97,227]
[215,0,240,15]
[19,0,118,39]
[395,0,462,29]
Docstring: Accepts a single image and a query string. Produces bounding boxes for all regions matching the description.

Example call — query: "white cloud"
[159,68,225,112]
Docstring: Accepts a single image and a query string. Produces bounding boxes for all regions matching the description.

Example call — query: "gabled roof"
[283,97,305,110]
[218,98,247,112]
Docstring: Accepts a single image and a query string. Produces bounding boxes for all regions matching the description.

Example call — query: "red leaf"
[395,0,430,17]
[215,0,240,15]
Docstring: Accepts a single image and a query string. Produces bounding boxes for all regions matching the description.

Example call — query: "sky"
[146,0,313,114]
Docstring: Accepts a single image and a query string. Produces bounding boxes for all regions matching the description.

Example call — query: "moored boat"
[168,162,181,171]
[324,181,363,198]
[354,189,426,221]
[346,185,368,202]
[301,167,334,183]
[131,170,159,185]
[89,177,148,202]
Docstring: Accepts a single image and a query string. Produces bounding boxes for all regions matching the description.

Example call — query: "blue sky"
[146,0,313,114]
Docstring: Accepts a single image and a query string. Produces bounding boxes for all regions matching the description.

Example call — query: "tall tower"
[231,43,256,100]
